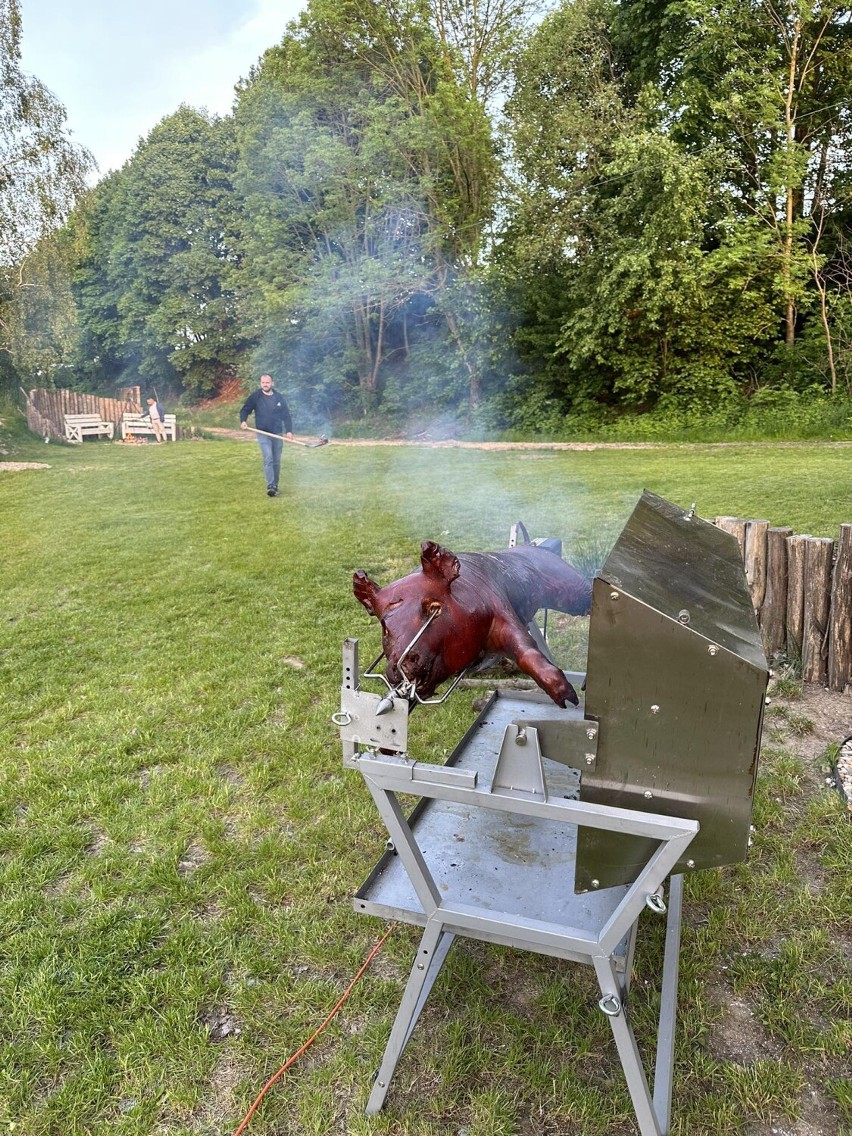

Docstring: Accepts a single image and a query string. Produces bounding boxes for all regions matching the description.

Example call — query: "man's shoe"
[267,488,277,497]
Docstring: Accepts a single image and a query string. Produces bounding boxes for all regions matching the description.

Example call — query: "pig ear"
[353,570,380,615]
[420,541,460,584]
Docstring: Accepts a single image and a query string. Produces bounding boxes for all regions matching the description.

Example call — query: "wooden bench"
[64,413,115,444]
[121,412,177,441]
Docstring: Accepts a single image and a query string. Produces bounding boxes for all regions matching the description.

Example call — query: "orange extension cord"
[232,922,397,1135]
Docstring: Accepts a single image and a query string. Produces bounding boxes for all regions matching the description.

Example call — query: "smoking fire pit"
[335,491,769,1136]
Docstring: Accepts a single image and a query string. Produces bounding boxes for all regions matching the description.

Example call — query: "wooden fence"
[21,387,142,442]
[716,516,852,692]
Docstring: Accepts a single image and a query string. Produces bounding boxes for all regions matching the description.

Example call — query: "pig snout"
[386,648,444,697]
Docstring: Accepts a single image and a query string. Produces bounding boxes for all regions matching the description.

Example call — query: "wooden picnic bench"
[120,412,177,441]
[64,413,115,444]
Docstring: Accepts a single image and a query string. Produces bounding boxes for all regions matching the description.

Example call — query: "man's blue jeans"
[257,434,283,491]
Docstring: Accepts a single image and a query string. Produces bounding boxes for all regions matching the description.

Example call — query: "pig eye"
[384,598,403,612]
[424,600,442,617]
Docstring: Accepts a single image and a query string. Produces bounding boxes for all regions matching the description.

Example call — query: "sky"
[19,0,308,180]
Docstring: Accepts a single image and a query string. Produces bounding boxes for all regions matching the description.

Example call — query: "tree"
[71,107,249,396]
[614,0,852,354]
[234,28,431,412]
[500,0,852,420]
[0,0,93,382]
[233,0,511,418]
[0,227,80,386]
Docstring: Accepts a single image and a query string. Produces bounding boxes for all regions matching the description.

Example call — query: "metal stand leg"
[652,874,683,1135]
[593,954,662,1136]
[592,875,684,1136]
[621,921,640,996]
[366,920,455,1114]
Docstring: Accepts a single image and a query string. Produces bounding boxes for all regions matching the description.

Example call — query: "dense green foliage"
[501,0,852,427]
[70,109,248,396]
[0,0,93,385]
[3,0,852,433]
[231,0,497,415]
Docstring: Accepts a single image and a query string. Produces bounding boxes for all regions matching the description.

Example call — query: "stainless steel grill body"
[578,491,768,891]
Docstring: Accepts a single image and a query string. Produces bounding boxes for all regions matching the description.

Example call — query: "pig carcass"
[353,540,592,707]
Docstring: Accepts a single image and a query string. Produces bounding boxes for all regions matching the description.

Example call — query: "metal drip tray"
[355,688,630,956]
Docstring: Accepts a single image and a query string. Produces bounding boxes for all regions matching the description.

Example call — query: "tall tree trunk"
[369,300,386,395]
[809,207,838,392]
[353,302,377,412]
[782,18,801,348]
[443,305,481,413]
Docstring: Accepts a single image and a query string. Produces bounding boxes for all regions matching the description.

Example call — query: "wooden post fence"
[22,387,145,442]
[715,516,852,693]
[828,526,852,692]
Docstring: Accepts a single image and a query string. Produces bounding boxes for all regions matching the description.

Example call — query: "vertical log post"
[715,515,850,689]
[786,535,809,663]
[744,520,770,611]
[801,537,834,684]
[715,517,748,557]
[760,526,793,656]
[828,525,852,693]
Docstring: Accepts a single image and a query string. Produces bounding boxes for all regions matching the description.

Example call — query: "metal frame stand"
[344,680,697,1136]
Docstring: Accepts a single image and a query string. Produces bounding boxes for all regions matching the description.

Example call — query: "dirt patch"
[779,683,852,762]
[708,981,784,1063]
[194,376,245,410]
[198,1006,241,1042]
[162,1049,249,1136]
[0,461,50,470]
[177,840,211,875]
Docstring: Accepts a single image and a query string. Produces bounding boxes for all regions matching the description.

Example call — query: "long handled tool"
[244,426,329,448]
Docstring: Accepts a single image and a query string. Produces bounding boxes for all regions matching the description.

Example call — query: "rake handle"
[243,425,327,448]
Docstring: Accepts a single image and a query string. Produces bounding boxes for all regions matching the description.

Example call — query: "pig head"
[353,540,592,708]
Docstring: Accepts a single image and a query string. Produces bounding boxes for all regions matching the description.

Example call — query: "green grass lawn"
[1,424,850,1135]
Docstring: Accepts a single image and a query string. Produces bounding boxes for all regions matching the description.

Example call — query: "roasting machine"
[334,491,768,1136]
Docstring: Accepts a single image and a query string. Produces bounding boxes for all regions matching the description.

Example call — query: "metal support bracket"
[512,715,599,771]
[491,723,548,799]
[337,687,409,765]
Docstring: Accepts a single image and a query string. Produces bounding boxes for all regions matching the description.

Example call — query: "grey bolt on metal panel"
[577,490,769,892]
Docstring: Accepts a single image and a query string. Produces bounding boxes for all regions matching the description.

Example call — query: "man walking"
[239,374,293,497]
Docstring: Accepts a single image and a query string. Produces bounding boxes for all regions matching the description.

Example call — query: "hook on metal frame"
[645,891,667,915]
[598,992,622,1017]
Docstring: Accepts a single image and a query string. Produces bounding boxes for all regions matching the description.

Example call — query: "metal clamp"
[363,648,470,707]
[645,892,667,915]
[598,993,622,1017]
[395,609,439,672]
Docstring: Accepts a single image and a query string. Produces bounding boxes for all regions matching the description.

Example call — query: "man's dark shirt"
[240,388,293,435]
